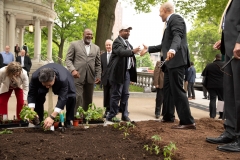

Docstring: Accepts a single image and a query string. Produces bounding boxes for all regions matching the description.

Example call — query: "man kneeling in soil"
[28,63,76,129]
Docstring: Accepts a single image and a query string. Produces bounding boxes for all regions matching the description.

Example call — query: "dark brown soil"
[0,118,238,160]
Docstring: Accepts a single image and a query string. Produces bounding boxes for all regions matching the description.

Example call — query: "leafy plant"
[163,142,177,160]
[0,129,13,134]
[119,122,135,139]
[19,106,38,121]
[144,135,161,155]
[77,103,105,125]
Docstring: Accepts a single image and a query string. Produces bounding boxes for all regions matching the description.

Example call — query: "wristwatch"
[49,115,55,121]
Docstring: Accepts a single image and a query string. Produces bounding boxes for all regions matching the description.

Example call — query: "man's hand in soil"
[43,117,54,130]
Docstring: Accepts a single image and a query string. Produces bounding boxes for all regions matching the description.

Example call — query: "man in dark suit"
[101,39,113,116]
[140,2,195,129]
[16,50,32,77]
[0,53,3,68]
[202,54,224,119]
[107,25,141,122]
[206,0,240,152]
[27,63,76,129]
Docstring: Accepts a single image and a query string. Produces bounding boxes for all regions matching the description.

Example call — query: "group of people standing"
[0,0,239,153]
[0,44,32,120]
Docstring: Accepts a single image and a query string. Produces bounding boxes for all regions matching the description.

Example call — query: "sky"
[119,1,192,49]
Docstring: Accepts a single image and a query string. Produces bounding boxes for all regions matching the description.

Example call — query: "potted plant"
[53,115,60,129]
[73,114,80,127]
[77,103,105,127]
[19,106,39,125]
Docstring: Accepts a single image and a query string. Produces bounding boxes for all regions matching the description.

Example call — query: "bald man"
[140,2,195,129]
[100,39,113,116]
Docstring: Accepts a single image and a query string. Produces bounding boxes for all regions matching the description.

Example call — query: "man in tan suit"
[65,28,101,112]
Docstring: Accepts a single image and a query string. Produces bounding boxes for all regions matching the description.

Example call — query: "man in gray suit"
[65,28,101,112]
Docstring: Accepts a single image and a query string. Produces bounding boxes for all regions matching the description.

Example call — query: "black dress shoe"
[161,119,174,123]
[171,123,196,129]
[217,140,240,152]
[206,134,234,144]
[121,116,131,122]
[155,115,160,119]
[202,97,207,99]
[65,121,73,128]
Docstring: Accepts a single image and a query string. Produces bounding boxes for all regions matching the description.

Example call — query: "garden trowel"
[59,113,66,133]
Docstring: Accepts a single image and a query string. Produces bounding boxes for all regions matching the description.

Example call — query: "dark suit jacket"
[221,0,240,56]
[108,36,137,84]
[28,63,76,110]
[0,53,3,68]
[101,52,112,86]
[148,14,190,69]
[202,60,224,88]
[16,56,32,72]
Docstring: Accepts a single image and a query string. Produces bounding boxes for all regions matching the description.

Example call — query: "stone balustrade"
[133,72,155,92]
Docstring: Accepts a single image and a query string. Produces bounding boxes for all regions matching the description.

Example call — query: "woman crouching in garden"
[0,62,29,119]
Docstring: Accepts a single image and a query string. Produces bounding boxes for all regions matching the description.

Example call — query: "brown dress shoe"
[171,123,196,129]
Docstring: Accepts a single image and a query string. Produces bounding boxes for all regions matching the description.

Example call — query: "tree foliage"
[41,0,99,63]
[187,20,221,72]
[135,54,154,70]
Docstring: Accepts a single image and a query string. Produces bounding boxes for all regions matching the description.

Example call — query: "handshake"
[132,44,148,57]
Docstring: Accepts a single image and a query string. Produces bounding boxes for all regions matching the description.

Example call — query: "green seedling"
[0,129,13,134]
[119,122,135,139]
[163,142,177,160]
[144,135,161,155]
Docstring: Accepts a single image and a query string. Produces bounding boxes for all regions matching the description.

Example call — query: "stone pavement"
[7,90,211,121]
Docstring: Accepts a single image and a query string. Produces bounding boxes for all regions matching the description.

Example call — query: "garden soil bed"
[0,118,238,160]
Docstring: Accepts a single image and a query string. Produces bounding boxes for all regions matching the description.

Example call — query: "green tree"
[188,20,221,72]
[135,54,154,70]
[41,0,99,64]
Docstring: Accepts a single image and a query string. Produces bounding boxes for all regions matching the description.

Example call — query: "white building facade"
[0,0,56,62]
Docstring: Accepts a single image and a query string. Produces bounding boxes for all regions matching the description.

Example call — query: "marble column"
[47,21,53,62]
[9,13,16,54]
[33,17,41,62]
[19,26,24,49]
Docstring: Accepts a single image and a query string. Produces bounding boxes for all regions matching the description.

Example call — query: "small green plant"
[19,106,38,121]
[119,122,135,139]
[77,103,105,125]
[0,129,13,134]
[113,121,120,129]
[163,142,177,160]
[144,135,161,155]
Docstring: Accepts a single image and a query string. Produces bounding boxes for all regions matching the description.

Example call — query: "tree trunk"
[58,39,65,64]
[95,0,118,51]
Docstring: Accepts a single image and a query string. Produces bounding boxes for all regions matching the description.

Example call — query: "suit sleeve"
[112,41,134,57]
[65,43,76,72]
[55,79,68,110]
[148,45,162,54]
[28,57,32,70]
[95,47,101,79]
[169,16,185,53]
[28,74,41,103]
